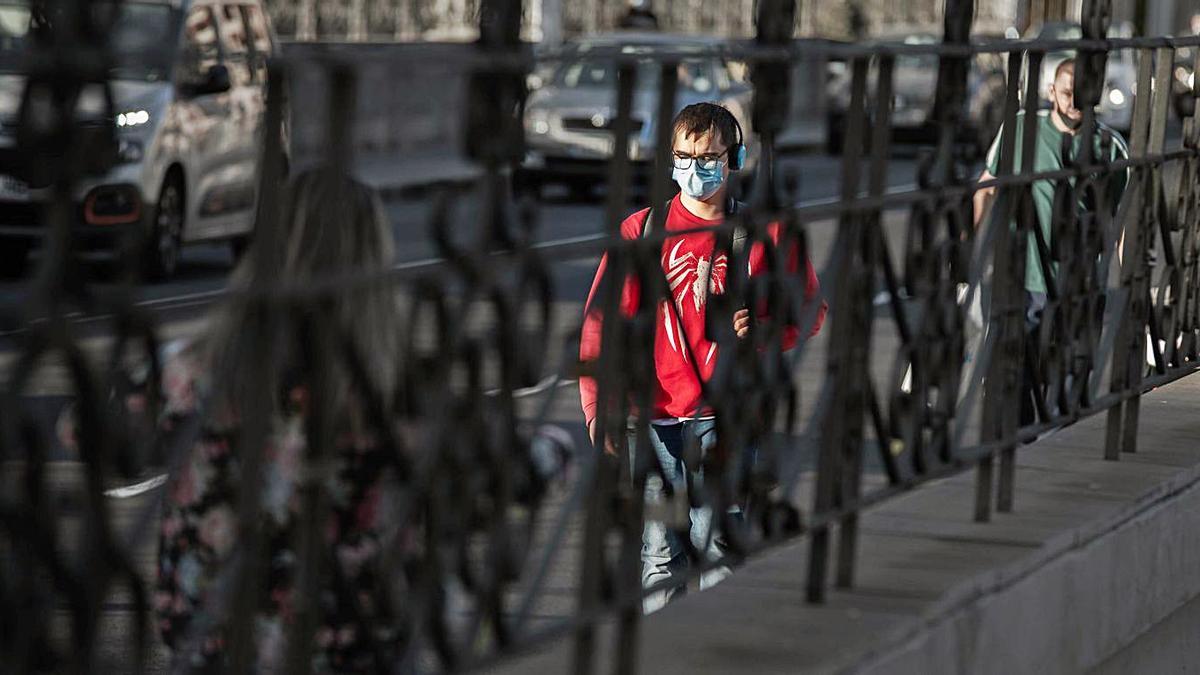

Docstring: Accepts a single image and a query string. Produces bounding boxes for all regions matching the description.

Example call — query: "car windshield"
[554,56,719,94]
[890,35,939,71]
[868,34,940,70]
[0,1,180,81]
[1042,25,1082,40]
[897,53,938,70]
[1037,23,1133,67]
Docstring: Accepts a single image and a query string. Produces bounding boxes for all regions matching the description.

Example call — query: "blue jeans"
[630,418,743,614]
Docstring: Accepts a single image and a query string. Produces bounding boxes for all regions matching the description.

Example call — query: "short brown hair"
[671,102,739,151]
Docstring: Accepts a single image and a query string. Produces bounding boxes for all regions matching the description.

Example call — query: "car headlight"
[526,110,550,135]
[117,138,143,163]
[116,109,151,128]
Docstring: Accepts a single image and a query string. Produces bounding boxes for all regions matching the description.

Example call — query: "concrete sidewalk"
[491,374,1200,674]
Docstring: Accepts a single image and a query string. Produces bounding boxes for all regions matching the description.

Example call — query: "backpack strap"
[640,199,673,239]
[728,199,747,255]
[642,198,748,254]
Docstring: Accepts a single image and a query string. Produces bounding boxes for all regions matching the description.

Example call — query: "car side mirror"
[184,64,230,96]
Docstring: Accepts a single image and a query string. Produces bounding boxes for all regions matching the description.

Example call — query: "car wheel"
[1175,92,1195,121]
[512,170,542,201]
[0,242,29,280]
[144,177,184,281]
[825,126,843,156]
[230,234,251,263]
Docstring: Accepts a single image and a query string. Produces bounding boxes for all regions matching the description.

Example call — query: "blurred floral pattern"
[155,341,401,672]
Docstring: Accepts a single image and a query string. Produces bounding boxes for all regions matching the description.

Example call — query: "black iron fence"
[2,0,1200,672]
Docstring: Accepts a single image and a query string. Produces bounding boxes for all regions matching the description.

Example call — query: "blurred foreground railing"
[4,0,1200,672]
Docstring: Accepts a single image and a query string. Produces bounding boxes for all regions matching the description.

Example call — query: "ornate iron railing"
[2,0,1200,672]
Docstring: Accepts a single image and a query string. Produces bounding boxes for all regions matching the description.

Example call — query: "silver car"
[520,32,756,200]
[0,0,279,280]
[824,29,1009,157]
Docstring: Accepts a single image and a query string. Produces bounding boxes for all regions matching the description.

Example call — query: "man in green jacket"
[972,58,1129,426]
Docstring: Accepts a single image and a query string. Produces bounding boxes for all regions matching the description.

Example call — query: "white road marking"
[137,289,227,307]
[104,472,168,498]
[0,289,226,337]
[531,232,610,250]
[487,375,576,398]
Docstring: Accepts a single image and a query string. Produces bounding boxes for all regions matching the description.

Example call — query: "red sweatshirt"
[579,195,826,427]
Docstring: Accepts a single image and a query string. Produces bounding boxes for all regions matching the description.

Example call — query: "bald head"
[1055,58,1075,81]
[1048,58,1082,132]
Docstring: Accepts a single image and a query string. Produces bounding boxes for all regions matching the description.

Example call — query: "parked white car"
[0,0,282,279]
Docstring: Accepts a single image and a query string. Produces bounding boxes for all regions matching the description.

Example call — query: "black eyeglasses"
[671,151,725,171]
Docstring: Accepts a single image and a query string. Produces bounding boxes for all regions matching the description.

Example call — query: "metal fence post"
[923,0,975,500]
[749,0,796,212]
[1105,24,1168,461]
[808,54,870,604]
[977,44,1042,521]
[1173,45,1200,367]
[575,58,639,675]
[1104,41,1153,461]
[1121,47,1173,454]
[833,51,892,591]
[930,0,975,186]
[225,59,291,673]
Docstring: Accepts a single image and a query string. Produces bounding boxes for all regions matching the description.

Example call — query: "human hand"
[587,418,621,457]
[733,308,751,339]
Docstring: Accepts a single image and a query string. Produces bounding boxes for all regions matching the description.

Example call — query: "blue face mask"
[672,161,725,201]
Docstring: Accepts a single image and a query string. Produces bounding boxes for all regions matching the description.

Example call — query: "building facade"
[265,0,1200,42]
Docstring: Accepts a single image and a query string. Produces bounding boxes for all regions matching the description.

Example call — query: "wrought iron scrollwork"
[6,0,1200,672]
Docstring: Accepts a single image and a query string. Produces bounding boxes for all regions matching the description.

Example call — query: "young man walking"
[578,102,826,613]
[973,58,1129,425]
